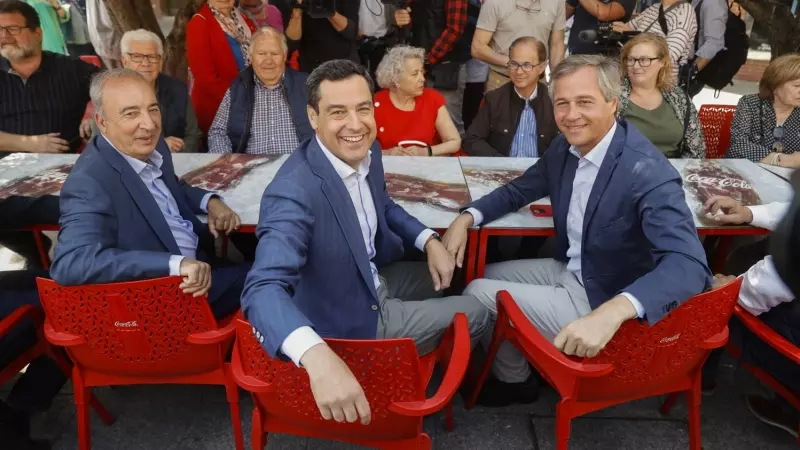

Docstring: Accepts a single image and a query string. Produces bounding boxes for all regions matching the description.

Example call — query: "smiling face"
[121,39,163,85]
[625,42,665,89]
[552,66,618,154]
[508,43,545,93]
[250,32,285,87]
[308,75,376,169]
[0,12,41,61]
[96,76,162,161]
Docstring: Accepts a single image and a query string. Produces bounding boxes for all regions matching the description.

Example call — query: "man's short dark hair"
[306,59,374,112]
[0,0,41,29]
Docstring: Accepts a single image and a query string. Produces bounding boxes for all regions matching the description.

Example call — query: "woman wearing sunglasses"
[616,33,705,158]
[727,53,800,167]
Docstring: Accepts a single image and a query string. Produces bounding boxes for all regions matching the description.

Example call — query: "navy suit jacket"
[469,120,711,325]
[51,136,214,285]
[241,138,428,358]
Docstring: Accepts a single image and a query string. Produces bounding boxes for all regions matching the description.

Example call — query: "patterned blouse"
[617,78,706,158]
[725,94,800,161]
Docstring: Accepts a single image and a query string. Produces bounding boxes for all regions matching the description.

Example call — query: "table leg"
[476,230,489,279]
[465,229,478,284]
[712,236,733,273]
[31,228,50,269]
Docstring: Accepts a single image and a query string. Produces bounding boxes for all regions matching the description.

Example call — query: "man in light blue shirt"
[51,68,250,319]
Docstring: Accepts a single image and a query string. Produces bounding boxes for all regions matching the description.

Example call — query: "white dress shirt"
[467,123,646,317]
[280,137,436,366]
[738,202,794,316]
[105,136,213,275]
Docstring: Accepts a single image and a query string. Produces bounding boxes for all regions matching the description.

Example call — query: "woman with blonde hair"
[617,33,704,158]
[727,53,800,167]
[373,45,461,156]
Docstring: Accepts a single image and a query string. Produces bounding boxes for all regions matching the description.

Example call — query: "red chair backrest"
[37,277,225,377]
[79,55,102,68]
[574,279,742,401]
[698,104,736,159]
[233,318,428,441]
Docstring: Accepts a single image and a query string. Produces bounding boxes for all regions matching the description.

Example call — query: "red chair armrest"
[187,320,237,345]
[0,305,43,335]
[230,345,275,393]
[497,291,613,378]
[734,305,800,365]
[43,322,86,347]
[389,313,471,417]
[699,327,729,349]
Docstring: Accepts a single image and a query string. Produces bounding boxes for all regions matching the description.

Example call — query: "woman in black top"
[284,0,360,73]
[726,53,800,167]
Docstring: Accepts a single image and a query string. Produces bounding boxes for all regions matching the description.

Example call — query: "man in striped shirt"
[0,0,99,154]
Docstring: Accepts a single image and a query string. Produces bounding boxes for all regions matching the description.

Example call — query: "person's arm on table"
[0,131,70,153]
[241,178,372,425]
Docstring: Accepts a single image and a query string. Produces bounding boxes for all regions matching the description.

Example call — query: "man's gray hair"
[90,69,149,118]
[250,26,288,54]
[120,29,164,56]
[548,54,622,103]
[375,45,425,89]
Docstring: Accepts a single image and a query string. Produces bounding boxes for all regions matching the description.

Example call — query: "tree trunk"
[163,0,206,83]
[103,0,165,41]
[738,0,800,58]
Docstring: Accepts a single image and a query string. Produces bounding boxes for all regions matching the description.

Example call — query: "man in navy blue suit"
[444,54,712,406]
[51,69,249,319]
[241,60,490,426]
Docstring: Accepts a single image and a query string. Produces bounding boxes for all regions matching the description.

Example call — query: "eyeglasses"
[624,57,660,68]
[772,125,786,152]
[507,61,544,72]
[126,53,163,64]
[0,25,26,36]
[515,0,541,13]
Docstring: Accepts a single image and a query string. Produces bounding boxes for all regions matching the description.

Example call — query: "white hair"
[90,69,149,118]
[120,29,164,56]
[250,26,288,54]
[375,45,426,89]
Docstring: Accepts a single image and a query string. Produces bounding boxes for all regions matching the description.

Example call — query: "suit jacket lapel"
[557,150,578,233]
[307,140,379,300]
[582,125,625,236]
[95,137,182,255]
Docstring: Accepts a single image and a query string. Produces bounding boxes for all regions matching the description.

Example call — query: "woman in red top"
[373,46,461,156]
[186,0,256,134]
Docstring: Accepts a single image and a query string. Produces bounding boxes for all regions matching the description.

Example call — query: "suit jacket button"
[371,305,378,311]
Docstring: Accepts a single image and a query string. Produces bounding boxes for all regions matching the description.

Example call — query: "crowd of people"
[0,0,799,447]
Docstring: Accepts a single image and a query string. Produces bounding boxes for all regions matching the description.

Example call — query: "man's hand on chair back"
[301,343,372,425]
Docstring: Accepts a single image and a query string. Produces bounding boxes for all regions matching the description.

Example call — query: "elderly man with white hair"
[208,26,313,155]
[104,29,203,153]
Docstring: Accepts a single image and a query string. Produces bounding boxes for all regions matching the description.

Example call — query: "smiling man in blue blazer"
[241,60,490,426]
[51,69,249,319]
[444,55,712,406]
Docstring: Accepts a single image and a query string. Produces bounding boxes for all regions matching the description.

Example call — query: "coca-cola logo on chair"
[682,161,762,226]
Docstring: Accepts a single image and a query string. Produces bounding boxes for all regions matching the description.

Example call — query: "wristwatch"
[426,145,433,157]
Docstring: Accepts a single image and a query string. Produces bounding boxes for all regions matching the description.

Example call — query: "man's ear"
[307,105,318,131]
[95,112,107,135]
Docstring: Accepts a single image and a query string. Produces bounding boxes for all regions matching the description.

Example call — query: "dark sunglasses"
[773,126,785,141]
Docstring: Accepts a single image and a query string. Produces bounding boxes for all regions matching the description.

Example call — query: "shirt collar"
[316,136,371,180]
[514,85,538,101]
[254,72,284,91]
[102,135,163,174]
[568,121,617,167]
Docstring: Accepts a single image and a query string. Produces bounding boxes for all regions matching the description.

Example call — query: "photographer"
[393,0,470,132]
[566,0,637,56]
[612,0,697,81]
[285,0,360,73]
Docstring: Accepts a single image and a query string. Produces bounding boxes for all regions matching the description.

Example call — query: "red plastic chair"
[725,304,800,444]
[231,313,471,449]
[698,104,736,159]
[0,305,114,425]
[35,276,244,450]
[79,55,102,68]
[466,278,743,450]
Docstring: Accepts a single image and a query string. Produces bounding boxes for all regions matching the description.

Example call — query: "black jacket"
[463,82,559,157]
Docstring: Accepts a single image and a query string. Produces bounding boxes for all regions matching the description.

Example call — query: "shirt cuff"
[464,208,483,226]
[200,193,218,213]
[620,292,645,319]
[280,326,326,367]
[415,229,437,252]
[168,255,185,276]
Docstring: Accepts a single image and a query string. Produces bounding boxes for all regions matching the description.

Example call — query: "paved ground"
[1,352,791,450]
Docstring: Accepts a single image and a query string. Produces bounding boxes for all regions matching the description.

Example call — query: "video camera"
[577,23,640,57]
[293,0,337,19]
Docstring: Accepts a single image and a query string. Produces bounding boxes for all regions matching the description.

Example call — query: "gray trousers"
[376,262,491,356]
[464,259,592,383]
[428,64,467,135]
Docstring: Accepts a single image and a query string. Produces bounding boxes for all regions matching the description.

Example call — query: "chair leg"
[89,394,115,425]
[251,407,265,450]
[444,401,454,432]
[686,384,702,450]
[659,392,681,416]
[72,369,91,450]
[223,370,244,450]
[465,321,507,409]
[555,401,572,450]
[418,433,432,450]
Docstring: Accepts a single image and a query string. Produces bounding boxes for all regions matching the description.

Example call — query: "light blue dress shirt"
[509,87,538,158]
